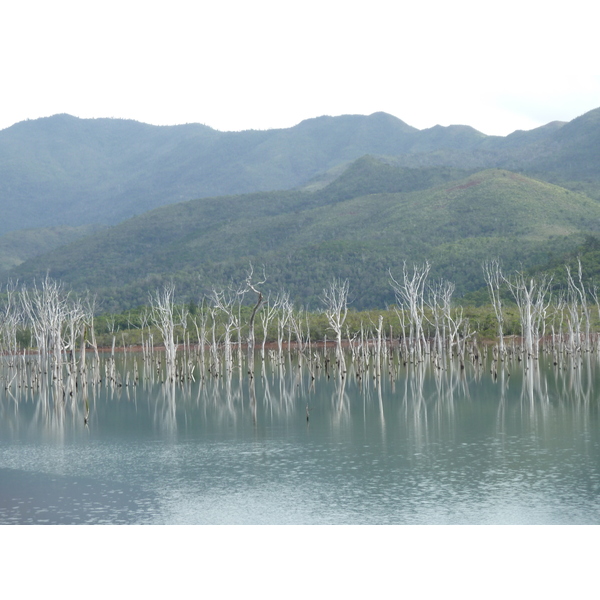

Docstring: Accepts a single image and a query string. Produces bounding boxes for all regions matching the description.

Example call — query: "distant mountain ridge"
[3,108,597,239]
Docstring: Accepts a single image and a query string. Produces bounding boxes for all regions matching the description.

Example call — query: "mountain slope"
[0,112,421,235]
[11,165,599,311]
[3,107,598,239]
[0,224,103,272]
[524,107,600,181]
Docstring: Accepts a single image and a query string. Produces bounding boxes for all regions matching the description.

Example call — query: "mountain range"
[2,107,600,311]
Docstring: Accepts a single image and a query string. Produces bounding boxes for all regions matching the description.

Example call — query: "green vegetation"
[87,303,526,349]
[10,165,600,312]
[0,224,104,273]
[1,106,599,239]
[3,107,600,314]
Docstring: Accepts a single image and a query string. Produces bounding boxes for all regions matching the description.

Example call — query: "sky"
[1,0,598,136]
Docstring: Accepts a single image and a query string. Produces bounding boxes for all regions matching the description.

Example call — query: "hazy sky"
[2,0,598,136]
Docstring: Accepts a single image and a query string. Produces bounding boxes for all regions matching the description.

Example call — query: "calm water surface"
[1,352,599,524]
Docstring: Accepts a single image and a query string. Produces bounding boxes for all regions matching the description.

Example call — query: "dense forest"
[9,163,600,312]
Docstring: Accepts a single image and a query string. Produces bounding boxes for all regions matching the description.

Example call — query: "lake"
[1,349,599,524]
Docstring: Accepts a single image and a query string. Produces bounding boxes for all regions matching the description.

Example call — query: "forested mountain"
[3,107,600,311]
[0,112,421,235]
[2,107,599,238]
[11,160,600,312]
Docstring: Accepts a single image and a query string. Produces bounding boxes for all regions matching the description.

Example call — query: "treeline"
[89,304,506,349]
[22,232,585,316]
[3,259,600,359]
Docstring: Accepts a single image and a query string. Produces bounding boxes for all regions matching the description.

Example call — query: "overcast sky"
[2,0,598,136]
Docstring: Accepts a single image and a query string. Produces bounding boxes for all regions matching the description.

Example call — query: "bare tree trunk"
[322,279,349,375]
[390,262,430,360]
[505,272,552,360]
[483,260,505,357]
[149,283,178,383]
[566,259,590,353]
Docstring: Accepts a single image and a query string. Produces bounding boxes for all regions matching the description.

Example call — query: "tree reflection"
[1,347,599,450]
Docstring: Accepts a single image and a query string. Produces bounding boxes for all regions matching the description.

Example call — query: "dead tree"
[63,296,86,379]
[483,260,506,357]
[565,259,591,352]
[426,279,454,364]
[321,279,349,374]
[82,294,101,384]
[149,283,178,382]
[275,292,293,359]
[289,305,309,355]
[243,264,267,353]
[0,281,22,358]
[211,286,243,375]
[505,272,552,360]
[21,276,70,381]
[192,299,209,375]
[259,293,279,360]
[390,262,430,360]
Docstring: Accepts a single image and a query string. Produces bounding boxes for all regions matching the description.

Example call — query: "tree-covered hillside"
[2,107,598,239]
[0,224,104,272]
[0,112,423,235]
[4,107,600,313]
[11,160,599,312]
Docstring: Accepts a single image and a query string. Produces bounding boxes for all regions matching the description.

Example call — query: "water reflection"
[3,349,600,437]
[1,349,600,524]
